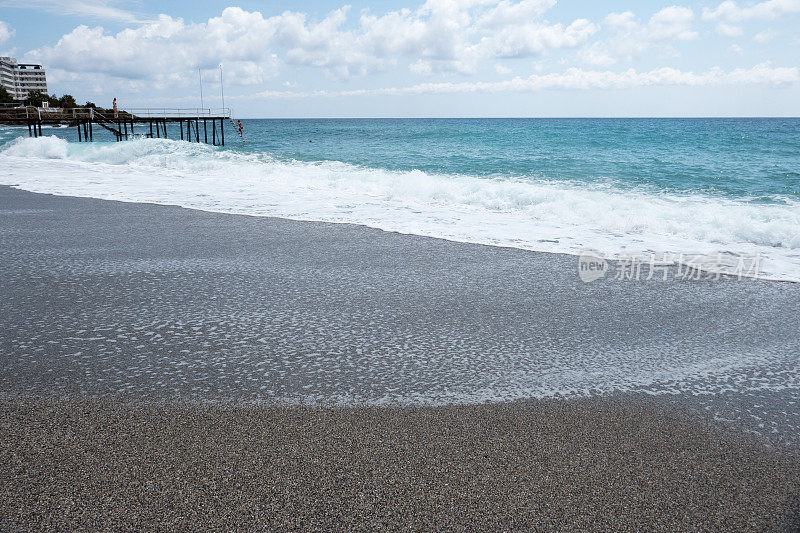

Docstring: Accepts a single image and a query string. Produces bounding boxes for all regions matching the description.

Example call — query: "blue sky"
[1,0,799,117]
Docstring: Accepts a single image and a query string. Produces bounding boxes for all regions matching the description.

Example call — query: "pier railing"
[0,106,98,121]
[125,108,232,119]
[0,106,232,122]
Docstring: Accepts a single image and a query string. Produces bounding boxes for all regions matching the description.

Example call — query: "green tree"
[59,94,77,108]
[21,91,94,108]
[0,86,15,104]
[24,90,45,107]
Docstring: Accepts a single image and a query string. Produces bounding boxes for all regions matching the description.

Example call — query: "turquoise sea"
[242,118,800,200]
[1,118,799,279]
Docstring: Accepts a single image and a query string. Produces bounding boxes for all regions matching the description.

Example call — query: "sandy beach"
[1,185,799,529]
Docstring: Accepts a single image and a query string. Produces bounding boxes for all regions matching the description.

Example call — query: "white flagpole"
[219,64,225,113]
[199,68,204,112]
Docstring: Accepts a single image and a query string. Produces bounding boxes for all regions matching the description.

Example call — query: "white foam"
[2,135,799,281]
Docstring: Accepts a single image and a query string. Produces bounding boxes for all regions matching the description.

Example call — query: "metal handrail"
[125,107,232,118]
[0,106,98,120]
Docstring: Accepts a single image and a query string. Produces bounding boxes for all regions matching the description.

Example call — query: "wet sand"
[1,186,799,443]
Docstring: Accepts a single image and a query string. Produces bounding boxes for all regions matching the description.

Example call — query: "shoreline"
[5,183,795,284]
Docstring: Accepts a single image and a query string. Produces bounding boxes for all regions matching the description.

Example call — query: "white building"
[0,57,48,100]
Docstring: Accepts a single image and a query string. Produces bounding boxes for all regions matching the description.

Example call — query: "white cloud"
[593,7,698,67]
[26,2,609,84]
[647,6,698,41]
[481,18,598,58]
[730,43,744,52]
[27,8,370,83]
[249,63,800,98]
[476,0,556,28]
[578,43,617,66]
[603,12,638,33]
[603,7,699,41]
[716,22,744,36]
[494,64,512,74]
[702,0,800,21]
[753,29,777,42]
[0,21,14,46]
[0,0,148,24]
[703,1,799,40]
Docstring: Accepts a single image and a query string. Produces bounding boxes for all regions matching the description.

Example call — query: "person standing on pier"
[113,98,118,118]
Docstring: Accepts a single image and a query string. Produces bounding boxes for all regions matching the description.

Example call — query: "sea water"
[1,118,799,280]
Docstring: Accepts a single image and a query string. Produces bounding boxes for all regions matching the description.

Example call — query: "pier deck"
[0,106,233,145]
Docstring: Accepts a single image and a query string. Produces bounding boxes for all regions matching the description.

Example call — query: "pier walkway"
[0,106,232,146]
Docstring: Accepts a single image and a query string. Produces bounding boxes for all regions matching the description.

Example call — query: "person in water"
[113,98,118,118]
[237,120,243,137]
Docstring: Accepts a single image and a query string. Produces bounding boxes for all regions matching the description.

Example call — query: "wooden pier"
[0,106,232,146]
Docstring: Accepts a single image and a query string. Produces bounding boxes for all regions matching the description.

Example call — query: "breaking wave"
[2,135,799,280]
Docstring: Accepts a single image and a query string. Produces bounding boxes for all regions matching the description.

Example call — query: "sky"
[0,0,799,117]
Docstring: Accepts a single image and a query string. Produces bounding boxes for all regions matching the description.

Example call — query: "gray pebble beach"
[1,185,799,530]
[2,397,800,531]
